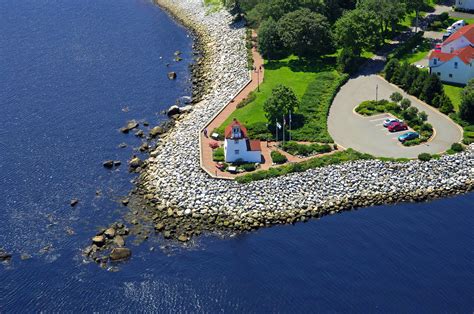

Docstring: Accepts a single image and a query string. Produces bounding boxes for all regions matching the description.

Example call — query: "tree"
[384,58,400,82]
[421,74,443,105]
[392,62,410,86]
[400,98,412,110]
[409,70,428,97]
[337,47,358,74]
[460,79,474,122]
[401,65,419,91]
[277,9,333,59]
[358,0,407,37]
[264,85,299,125]
[419,111,428,122]
[333,9,380,56]
[258,18,284,59]
[390,92,403,103]
[433,93,454,114]
[404,0,426,32]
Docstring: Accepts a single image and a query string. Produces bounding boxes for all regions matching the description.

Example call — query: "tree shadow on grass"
[265,56,338,73]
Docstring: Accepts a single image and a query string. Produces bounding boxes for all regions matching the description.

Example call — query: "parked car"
[398,131,419,143]
[383,118,401,127]
[388,122,408,132]
[435,44,442,51]
[451,20,465,32]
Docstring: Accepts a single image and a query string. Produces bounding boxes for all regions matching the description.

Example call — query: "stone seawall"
[135,0,474,241]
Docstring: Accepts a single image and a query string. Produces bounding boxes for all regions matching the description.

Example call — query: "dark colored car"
[388,121,408,132]
[398,131,419,143]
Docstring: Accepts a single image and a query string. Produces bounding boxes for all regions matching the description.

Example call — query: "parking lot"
[364,114,414,146]
[328,75,463,159]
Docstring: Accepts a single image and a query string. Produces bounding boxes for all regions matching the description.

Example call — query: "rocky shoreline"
[123,0,474,244]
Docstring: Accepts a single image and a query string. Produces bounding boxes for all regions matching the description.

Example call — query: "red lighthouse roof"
[225,119,248,139]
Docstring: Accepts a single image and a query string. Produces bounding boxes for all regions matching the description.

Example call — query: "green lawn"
[215,56,346,142]
[444,84,463,112]
[398,38,432,64]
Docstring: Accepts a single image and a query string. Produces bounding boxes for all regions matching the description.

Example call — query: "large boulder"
[180,105,193,114]
[167,105,180,117]
[104,228,116,239]
[129,156,143,170]
[109,247,131,261]
[92,235,105,246]
[120,120,139,133]
[168,72,177,80]
[149,126,164,138]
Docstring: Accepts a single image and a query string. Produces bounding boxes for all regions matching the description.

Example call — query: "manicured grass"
[398,38,432,64]
[236,149,373,183]
[443,83,463,112]
[219,56,323,129]
[215,56,347,143]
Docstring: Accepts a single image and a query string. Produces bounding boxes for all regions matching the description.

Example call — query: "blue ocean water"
[0,0,473,312]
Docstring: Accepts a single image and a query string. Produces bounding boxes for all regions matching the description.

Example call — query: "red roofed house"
[224,119,262,163]
[429,24,474,85]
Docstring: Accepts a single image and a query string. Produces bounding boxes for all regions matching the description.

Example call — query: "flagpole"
[282,114,285,144]
[275,119,278,143]
[289,111,292,142]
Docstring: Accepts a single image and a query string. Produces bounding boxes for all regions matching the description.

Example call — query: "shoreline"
[128,0,474,242]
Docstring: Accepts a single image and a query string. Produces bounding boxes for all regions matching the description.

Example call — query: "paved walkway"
[200,32,265,179]
[328,75,463,158]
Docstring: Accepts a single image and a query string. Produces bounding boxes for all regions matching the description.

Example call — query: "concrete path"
[328,75,463,158]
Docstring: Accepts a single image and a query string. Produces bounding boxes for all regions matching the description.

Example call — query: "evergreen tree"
[421,74,443,105]
[460,79,474,122]
[384,58,400,82]
[409,70,428,97]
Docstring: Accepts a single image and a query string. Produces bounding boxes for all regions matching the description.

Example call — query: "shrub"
[400,98,412,110]
[418,153,432,161]
[337,47,359,74]
[240,163,257,172]
[451,143,464,152]
[271,151,288,164]
[237,91,257,109]
[213,147,225,162]
[390,92,403,103]
[246,122,272,140]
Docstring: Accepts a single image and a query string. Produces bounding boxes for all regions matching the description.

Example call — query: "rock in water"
[0,248,12,261]
[92,235,105,246]
[104,228,116,239]
[114,235,125,247]
[121,198,129,206]
[167,105,180,117]
[149,126,164,138]
[120,120,139,133]
[168,72,177,80]
[70,199,79,207]
[109,248,131,261]
[129,156,143,170]
[102,160,114,169]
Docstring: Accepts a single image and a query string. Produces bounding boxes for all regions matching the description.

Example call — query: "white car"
[383,118,401,127]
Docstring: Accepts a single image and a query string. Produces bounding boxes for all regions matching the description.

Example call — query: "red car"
[388,121,408,132]
[435,44,442,51]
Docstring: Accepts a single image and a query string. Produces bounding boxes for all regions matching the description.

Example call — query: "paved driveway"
[328,75,463,158]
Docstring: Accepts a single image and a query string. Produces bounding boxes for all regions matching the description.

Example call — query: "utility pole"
[376,84,379,102]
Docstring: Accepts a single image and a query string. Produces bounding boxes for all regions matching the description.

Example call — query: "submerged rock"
[120,120,139,133]
[70,199,79,207]
[109,248,131,261]
[103,160,114,169]
[0,248,12,261]
[168,72,177,80]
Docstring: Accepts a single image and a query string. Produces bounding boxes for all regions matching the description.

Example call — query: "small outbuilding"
[224,119,262,163]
